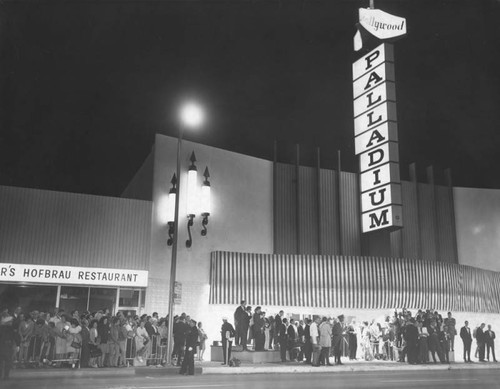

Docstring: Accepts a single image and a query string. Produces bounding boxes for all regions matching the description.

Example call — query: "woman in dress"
[18,313,33,365]
[135,319,150,364]
[66,318,82,368]
[197,322,207,361]
[97,316,110,367]
[54,315,68,363]
[361,321,374,361]
[89,319,99,367]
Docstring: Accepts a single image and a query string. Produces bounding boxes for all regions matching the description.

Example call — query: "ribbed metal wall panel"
[436,185,458,263]
[0,186,151,270]
[339,172,362,255]
[210,251,500,313]
[298,166,319,254]
[418,183,437,261]
[400,180,420,259]
[275,163,297,254]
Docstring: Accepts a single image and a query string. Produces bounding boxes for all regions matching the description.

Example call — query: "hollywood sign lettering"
[353,43,403,232]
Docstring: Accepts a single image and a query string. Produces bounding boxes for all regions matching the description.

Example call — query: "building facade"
[1,133,500,359]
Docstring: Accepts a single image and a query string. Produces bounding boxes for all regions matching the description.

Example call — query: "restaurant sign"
[0,263,149,287]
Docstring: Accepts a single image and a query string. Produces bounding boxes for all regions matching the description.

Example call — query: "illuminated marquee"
[353,43,403,233]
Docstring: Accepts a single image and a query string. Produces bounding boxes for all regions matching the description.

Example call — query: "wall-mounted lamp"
[200,167,211,236]
[186,151,198,248]
[166,174,177,246]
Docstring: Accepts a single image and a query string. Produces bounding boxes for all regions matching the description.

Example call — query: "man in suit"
[253,307,266,351]
[287,319,298,361]
[172,315,188,366]
[460,320,473,362]
[303,318,312,364]
[278,318,288,362]
[273,310,284,349]
[485,324,497,362]
[179,319,199,375]
[233,300,247,349]
[297,320,305,362]
[443,312,457,351]
[332,315,345,365]
[476,323,486,362]
[347,319,358,360]
[404,318,419,364]
[220,317,235,366]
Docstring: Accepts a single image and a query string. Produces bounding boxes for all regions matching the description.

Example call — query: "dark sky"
[0,0,499,197]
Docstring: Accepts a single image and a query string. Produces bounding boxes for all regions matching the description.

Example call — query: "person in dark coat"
[428,323,444,363]
[233,300,247,347]
[439,325,450,364]
[278,318,288,362]
[476,323,486,362]
[460,321,473,362]
[252,307,265,351]
[287,319,298,361]
[0,313,20,380]
[79,318,91,368]
[303,318,312,364]
[332,315,345,365]
[220,317,235,366]
[404,318,419,365]
[172,316,188,366]
[179,320,199,375]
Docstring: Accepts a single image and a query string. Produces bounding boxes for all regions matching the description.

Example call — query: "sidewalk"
[10,359,500,379]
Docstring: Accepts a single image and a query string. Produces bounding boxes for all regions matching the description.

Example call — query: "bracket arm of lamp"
[186,214,195,248]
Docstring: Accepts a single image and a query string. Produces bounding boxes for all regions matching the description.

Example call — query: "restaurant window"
[89,287,117,314]
[119,289,139,308]
[0,284,57,313]
[59,286,88,314]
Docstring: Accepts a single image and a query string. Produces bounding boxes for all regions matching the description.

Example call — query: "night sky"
[0,0,499,197]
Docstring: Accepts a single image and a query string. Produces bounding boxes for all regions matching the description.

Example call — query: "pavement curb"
[11,362,500,378]
[202,363,500,375]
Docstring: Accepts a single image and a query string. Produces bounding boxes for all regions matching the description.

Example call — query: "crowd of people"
[231,301,498,366]
[1,302,497,380]
[0,306,208,380]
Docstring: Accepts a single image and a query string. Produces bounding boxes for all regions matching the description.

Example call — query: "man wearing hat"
[332,315,345,365]
[180,319,199,375]
[220,317,235,366]
[0,313,20,380]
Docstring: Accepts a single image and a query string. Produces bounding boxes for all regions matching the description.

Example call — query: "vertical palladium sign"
[353,43,403,233]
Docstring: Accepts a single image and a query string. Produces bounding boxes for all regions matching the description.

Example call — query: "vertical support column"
[316,147,322,254]
[295,144,301,254]
[445,168,459,264]
[409,163,422,260]
[273,141,278,255]
[427,165,440,261]
[55,285,61,309]
[115,288,121,315]
[337,150,343,255]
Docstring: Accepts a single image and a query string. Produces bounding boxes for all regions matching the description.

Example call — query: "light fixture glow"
[180,102,204,129]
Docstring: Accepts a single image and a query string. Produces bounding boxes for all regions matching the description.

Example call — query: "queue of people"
[0,305,209,379]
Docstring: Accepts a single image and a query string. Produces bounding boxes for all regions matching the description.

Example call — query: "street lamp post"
[165,102,204,366]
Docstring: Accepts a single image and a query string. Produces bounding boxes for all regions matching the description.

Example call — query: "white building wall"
[454,187,500,272]
[146,134,274,342]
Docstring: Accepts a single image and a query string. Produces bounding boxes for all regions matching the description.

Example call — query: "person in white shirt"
[310,316,321,366]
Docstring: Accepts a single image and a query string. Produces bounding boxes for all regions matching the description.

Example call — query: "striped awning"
[209,251,500,313]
